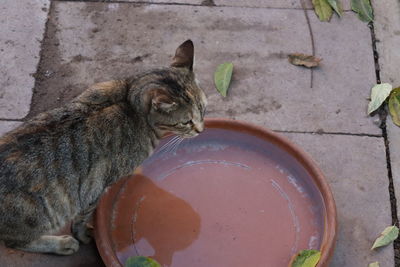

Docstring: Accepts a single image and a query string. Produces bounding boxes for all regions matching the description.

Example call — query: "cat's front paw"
[57,235,80,255]
[71,223,94,244]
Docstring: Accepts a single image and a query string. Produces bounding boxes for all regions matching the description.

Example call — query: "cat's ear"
[152,94,177,112]
[171,39,194,71]
[143,88,177,113]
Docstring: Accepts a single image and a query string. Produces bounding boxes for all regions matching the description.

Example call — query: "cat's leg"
[7,235,79,255]
[71,202,97,244]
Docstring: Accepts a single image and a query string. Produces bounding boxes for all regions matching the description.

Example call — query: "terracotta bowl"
[94,118,337,267]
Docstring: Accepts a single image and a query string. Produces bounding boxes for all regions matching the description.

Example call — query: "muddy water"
[110,129,325,267]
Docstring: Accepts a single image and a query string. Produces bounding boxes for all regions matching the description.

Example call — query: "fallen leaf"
[367,83,392,115]
[371,225,399,250]
[288,53,322,68]
[214,62,233,97]
[312,0,333,21]
[351,0,374,22]
[124,256,161,267]
[327,0,343,17]
[289,249,321,267]
[368,262,380,267]
[389,87,400,126]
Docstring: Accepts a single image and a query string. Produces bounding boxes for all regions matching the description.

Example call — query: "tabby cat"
[0,40,207,255]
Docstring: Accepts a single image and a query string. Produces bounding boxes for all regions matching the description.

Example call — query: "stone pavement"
[0,0,398,266]
[374,0,400,229]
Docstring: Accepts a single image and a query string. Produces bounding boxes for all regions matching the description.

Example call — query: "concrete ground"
[0,0,399,266]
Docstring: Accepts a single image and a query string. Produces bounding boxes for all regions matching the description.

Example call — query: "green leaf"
[288,53,322,68]
[290,249,321,267]
[367,83,393,115]
[389,87,400,126]
[124,256,161,267]
[326,0,343,17]
[351,0,374,22]
[368,262,380,267]
[214,62,233,97]
[312,0,333,22]
[371,225,399,250]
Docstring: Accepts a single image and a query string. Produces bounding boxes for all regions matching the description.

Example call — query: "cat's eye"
[182,120,193,125]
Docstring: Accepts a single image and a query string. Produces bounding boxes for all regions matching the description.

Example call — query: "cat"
[0,40,207,255]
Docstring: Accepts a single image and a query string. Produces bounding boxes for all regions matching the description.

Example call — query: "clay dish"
[95,118,337,267]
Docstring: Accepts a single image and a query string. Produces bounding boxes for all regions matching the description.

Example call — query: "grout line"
[381,118,400,263]
[273,129,382,138]
[0,118,25,122]
[369,21,400,264]
[369,23,381,84]
[52,0,354,11]
[200,0,215,6]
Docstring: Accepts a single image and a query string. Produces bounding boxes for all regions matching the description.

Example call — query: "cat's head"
[141,40,207,138]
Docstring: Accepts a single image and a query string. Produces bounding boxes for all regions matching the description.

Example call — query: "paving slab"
[0,121,22,136]
[306,11,378,134]
[30,2,379,136]
[0,0,392,267]
[387,119,400,221]
[214,0,352,10]
[57,0,352,10]
[0,0,49,119]
[372,0,400,221]
[372,0,400,86]
[108,0,204,4]
[282,132,393,267]
[0,242,104,267]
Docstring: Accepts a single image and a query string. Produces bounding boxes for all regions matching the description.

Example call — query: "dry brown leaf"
[288,53,322,68]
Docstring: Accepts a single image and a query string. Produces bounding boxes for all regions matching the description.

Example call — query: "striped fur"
[0,40,206,254]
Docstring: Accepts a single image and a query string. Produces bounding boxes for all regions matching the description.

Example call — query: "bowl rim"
[94,118,337,267]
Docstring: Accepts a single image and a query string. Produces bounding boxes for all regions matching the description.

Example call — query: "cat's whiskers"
[157,135,180,153]
[170,137,184,155]
[165,136,183,155]
[157,135,183,156]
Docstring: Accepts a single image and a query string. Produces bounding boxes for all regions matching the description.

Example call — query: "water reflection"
[116,175,201,266]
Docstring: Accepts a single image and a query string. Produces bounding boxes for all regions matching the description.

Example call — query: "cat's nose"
[193,122,204,133]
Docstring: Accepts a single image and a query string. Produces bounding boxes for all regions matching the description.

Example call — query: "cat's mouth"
[174,123,204,138]
[181,132,200,138]
[161,130,199,139]
[159,122,204,139]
